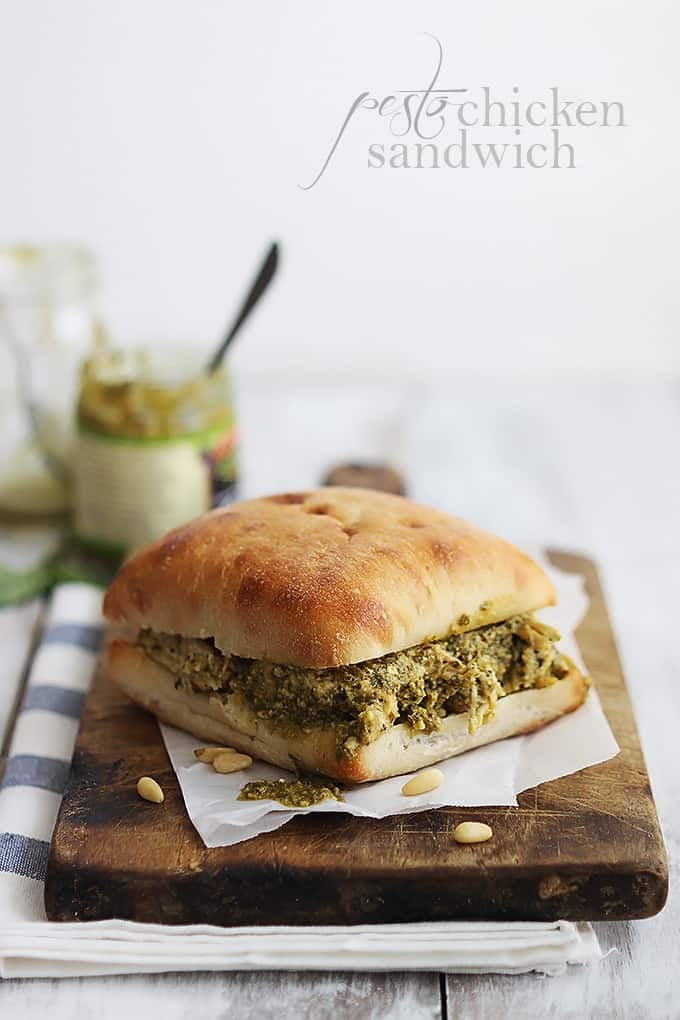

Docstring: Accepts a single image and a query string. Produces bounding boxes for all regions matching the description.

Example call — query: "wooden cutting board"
[44,551,668,925]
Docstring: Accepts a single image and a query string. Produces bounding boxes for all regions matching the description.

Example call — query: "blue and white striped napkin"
[0,584,102,924]
[0,583,603,978]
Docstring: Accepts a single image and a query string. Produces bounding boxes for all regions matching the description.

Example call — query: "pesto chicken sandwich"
[103,488,587,783]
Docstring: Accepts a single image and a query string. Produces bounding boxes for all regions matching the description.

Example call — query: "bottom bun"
[105,640,588,783]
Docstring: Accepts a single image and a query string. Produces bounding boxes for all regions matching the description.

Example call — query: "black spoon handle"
[207,241,280,374]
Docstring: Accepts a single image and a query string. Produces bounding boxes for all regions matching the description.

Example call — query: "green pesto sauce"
[237,778,344,808]
[137,615,571,759]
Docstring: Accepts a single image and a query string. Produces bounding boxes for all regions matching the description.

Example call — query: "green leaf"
[0,534,113,606]
[0,563,55,606]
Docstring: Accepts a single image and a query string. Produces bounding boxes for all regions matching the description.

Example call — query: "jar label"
[74,425,237,553]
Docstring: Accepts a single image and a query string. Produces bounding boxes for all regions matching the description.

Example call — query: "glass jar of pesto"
[73,346,237,555]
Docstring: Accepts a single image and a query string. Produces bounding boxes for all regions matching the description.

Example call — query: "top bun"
[103,488,556,669]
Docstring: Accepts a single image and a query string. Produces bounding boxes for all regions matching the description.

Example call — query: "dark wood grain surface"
[44,551,668,926]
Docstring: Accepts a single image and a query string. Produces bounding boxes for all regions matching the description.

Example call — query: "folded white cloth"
[0,583,604,978]
[2,918,602,978]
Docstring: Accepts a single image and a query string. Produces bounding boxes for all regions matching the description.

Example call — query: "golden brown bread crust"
[105,640,587,783]
[103,488,556,668]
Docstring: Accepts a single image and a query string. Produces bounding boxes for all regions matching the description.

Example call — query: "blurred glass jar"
[73,346,238,555]
[0,244,102,514]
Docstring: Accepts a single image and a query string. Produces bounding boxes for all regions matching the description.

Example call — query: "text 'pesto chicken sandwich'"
[103,488,587,782]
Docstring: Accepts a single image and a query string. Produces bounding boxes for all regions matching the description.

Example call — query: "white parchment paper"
[160,558,619,847]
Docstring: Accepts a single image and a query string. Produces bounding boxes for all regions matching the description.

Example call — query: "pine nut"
[401,768,444,797]
[194,746,236,763]
[212,751,253,774]
[136,776,164,803]
[453,821,493,844]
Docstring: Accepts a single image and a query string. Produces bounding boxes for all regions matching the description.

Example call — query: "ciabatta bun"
[103,488,556,669]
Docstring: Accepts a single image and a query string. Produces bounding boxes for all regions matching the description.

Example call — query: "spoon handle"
[206,241,280,374]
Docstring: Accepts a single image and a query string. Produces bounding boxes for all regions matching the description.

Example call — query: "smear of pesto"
[237,778,344,808]
[138,615,570,759]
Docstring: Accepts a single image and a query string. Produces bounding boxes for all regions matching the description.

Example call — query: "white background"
[0,0,678,382]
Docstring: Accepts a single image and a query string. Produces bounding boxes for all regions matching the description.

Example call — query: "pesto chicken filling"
[137,614,571,759]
